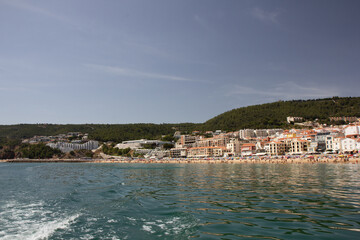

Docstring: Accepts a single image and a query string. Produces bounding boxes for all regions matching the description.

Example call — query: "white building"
[170,148,187,158]
[341,138,357,153]
[239,129,256,139]
[333,137,342,152]
[47,140,99,153]
[267,129,283,137]
[115,139,170,150]
[226,139,241,156]
[287,116,303,123]
[344,125,360,138]
[326,136,334,151]
[255,129,268,138]
[356,139,360,152]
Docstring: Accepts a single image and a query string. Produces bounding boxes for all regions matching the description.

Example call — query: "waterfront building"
[332,137,343,153]
[308,141,318,153]
[170,148,187,158]
[226,139,241,156]
[267,142,286,156]
[341,138,357,153]
[326,136,335,151]
[241,143,256,156]
[356,139,360,152]
[315,132,331,152]
[187,146,226,158]
[326,136,332,150]
[290,140,309,154]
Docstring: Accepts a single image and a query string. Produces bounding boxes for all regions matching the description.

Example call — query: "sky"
[0,0,359,124]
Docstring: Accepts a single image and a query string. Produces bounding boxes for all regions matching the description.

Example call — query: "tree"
[0,149,15,159]
[19,143,61,159]
[163,143,174,150]
[161,135,175,142]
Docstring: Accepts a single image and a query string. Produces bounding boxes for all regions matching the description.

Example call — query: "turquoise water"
[0,163,359,240]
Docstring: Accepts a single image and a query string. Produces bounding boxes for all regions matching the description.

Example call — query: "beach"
[2,155,359,164]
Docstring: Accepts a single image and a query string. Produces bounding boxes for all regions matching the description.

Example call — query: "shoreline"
[1,156,359,164]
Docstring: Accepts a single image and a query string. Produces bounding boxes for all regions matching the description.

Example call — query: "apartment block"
[290,140,309,154]
[170,148,187,158]
[187,147,226,158]
[239,129,256,139]
[267,142,286,156]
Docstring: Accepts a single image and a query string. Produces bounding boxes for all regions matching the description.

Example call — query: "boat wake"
[0,200,80,240]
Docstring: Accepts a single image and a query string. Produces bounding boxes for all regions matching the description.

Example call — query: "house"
[241,143,256,156]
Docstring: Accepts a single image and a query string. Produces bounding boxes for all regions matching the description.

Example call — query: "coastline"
[1,156,359,164]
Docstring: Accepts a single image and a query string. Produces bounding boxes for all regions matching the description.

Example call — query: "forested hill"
[201,97,360,131]
[1,97,359,145]
[0,123,198,146]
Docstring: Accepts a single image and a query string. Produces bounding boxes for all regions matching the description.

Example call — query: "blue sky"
[1,0,359,124]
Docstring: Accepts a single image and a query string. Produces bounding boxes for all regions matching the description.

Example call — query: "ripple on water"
[0,163,359,239]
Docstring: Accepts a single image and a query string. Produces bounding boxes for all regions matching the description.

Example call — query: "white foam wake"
[0,200,80,240]
[135,215,198,236]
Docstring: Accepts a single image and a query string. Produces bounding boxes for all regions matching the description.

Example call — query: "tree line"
[1,97,359,154]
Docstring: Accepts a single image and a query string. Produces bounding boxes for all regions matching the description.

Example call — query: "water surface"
[0,163,359,239]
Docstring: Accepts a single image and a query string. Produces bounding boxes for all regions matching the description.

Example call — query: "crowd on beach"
[2,153,359,164]
[89,153,360,164]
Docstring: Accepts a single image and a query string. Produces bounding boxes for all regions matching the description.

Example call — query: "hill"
[1,97,359,146]
[201,97,360,131]
[0,123,198,146]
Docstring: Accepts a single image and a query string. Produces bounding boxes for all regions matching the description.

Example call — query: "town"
[21,116,360,160]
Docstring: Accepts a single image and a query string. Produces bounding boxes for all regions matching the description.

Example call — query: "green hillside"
[0,123,198,146]
[1,97,359,146]
[201,97,360,131]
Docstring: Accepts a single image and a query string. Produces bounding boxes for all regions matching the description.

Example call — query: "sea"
[0,162,359,240]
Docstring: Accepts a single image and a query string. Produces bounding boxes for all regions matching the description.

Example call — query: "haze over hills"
[0,97,359,145]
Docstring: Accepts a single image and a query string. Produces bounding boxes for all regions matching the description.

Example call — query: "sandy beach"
[2,155,359,164]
